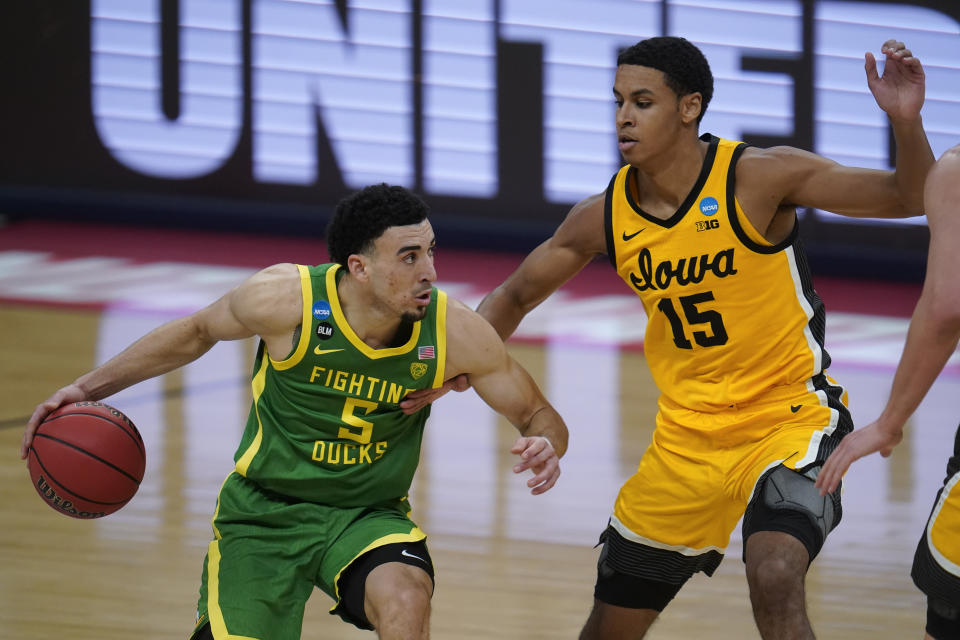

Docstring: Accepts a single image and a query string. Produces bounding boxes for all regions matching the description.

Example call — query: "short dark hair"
[617,36,713,123]
[326,183,430,266]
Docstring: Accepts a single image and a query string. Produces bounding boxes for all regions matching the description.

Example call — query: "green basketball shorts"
[192,472,426,640]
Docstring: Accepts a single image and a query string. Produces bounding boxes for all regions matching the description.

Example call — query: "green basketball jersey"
[231,263,448,507]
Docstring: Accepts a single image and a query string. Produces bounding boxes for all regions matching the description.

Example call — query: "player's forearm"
[519,405,569,458]
[890,116,934,215]
[880,296,960,427]
[74,317,218,400]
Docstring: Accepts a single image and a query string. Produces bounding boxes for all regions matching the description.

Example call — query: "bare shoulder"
[239,263,300,304]
[736,145,841,204]
[250,262,300,283]
[739,145,810,163]
[231,263,303,333]
[444,297,506,377]
[737,145,833,180]
[927,145,960,185]
[553,191,607,255]
[445,297,501,345]
[569,191,605,217]
[925,145,960,227]
[936,144,960,172]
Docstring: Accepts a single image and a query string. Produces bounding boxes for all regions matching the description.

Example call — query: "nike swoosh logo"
[790,404,802,413]
[313,347,344,356]
[622,228,645,241]
[401,548,426,564]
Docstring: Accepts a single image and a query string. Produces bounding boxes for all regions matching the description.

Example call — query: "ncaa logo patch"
[699,196,719,216]
[312,301,332,320]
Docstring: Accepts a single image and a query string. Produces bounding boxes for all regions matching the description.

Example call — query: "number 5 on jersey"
[339,397,377,444]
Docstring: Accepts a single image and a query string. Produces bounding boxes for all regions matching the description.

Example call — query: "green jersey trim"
[235,353,270,476]
[270,264,314,371]
[326,264,423,359]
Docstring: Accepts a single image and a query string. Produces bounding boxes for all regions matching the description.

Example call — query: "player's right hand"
[814,417,903,496]
[511,435,561,495]
[399,374,470,415]
[865,39,925,123]
[21,384,88,460]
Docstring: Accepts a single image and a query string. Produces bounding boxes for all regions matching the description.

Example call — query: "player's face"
[367,219,437,323]
[613,64,686,166]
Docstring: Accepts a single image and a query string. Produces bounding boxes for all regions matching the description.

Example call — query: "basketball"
[26,401,146,519]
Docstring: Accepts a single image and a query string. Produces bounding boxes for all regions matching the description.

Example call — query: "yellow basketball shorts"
[912,425,960,610]
[610,374,851,582]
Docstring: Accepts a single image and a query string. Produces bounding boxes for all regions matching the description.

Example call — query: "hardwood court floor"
[2,300,954,639]
[0,223,955,638]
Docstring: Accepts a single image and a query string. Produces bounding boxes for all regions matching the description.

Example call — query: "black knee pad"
[742,465,841,563]
[927,597,960,640]
[336,539,435,630]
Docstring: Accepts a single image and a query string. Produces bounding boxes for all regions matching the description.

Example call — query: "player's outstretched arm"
[816,145,960,496]
[864,39,931,214]
[402,194,605,415]
[445,300,569,494]
[739,40,932,222]
[478,193,605,340]
[20,263,302,459]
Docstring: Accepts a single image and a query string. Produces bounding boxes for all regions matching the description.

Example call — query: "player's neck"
[336,276,405,349]
[632,133,708,214]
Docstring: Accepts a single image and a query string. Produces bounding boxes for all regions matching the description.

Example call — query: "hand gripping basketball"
[26,401,146,519]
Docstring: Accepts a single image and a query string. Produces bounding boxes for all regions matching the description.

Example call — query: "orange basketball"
[26,401,146,518]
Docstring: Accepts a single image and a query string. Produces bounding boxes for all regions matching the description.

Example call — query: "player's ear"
[346,254,369,281]
[679,92,702,125]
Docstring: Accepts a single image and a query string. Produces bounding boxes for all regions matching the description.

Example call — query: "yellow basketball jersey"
[605,135,829,412]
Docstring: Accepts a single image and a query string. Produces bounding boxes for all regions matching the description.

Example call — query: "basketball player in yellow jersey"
[816,145,960,640]
[401,36,933,639]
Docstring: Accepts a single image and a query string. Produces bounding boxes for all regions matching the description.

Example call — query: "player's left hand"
[815,418,904,496]
[866,39,925,122]
[511,435,561,495]
[399,374,470,415]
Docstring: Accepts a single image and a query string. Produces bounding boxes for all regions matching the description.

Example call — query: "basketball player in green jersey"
[404,37,933,639]
[815,145,960,640]
[20,184,569,640]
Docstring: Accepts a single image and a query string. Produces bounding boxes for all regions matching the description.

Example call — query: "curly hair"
[326,184,430,266]
[617,36,713,123]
